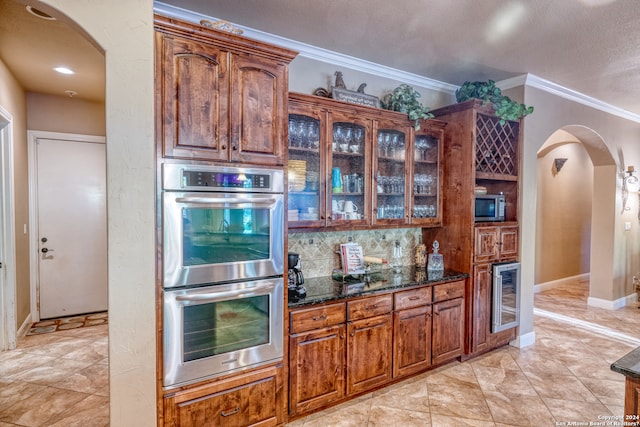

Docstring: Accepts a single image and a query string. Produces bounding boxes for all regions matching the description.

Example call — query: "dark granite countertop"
[611,346,640,380]
[288,266,468,308]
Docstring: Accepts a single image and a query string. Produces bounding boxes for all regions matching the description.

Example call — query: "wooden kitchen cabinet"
[471,264,492,354]
[426,99,523,358]
[289,324,346,416]
[163,365,283,427]
[288,303,346,416]
[346,314,393,394]
[474,225,519,263]
[432,297,465,365]
[345,294,393,394]
[393,305,432,378]
[155,15,296,166]
[287,92,445,231]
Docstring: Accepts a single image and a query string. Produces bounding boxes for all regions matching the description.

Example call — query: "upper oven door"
[163,191,284,288]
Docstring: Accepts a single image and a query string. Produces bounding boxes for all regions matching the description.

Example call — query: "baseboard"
[16,313,32,338]
[587,293,636,310]
[534,273,590,293]
[509,331,535,348]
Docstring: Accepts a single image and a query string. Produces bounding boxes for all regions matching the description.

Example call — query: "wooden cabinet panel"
[347,314,393,395]
[625,377,640,421]
[230,53,287,165]
[471,264,492,354]
[393,305,432,378]
[157,33,228,161]
[289,302,346,334]
[433,280,465,303]
[289,325,345,416]
[394,286,432,310]
[474,226,499,263]
[347,294,393,321]
[432,297,464,365]
[499,226,519,259]
[155,17,295,166]
[163,366,282,427]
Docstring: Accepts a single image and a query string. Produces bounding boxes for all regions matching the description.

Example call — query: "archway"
[535,125,618,306]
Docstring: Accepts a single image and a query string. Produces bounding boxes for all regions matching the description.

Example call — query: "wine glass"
[307,122,319,149]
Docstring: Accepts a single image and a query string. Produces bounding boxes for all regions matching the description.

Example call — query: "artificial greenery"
[455,80,534,124]
[381,84,434,130]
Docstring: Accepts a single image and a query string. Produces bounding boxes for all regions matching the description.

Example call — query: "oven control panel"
[162,163,284,194]
[183,170,270,189]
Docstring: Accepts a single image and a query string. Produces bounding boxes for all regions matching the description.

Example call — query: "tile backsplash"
[288,228,422,278]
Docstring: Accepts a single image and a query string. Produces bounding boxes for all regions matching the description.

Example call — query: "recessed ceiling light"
[54,67,74,75]
[26,5,56,20]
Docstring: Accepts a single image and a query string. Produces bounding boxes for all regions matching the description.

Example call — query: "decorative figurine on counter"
[427,240,444,280]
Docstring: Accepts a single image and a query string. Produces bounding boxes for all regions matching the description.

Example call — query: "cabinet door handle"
[221,406,239,417]
[409,296,420,301]
[312,314,327,321]
[366,304,378,310]
[232,145,238,151]
[221,144,227,150]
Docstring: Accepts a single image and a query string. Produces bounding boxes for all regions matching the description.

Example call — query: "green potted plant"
[381,84,434,130]
[455,80,534,124]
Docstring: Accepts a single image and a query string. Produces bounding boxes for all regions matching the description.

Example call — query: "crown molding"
[155,2,640,124]
[499,74,640,123]
[153,2,457,94]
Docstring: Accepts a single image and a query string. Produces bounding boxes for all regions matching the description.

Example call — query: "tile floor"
[0,324,108,427]
[0,279,637,426]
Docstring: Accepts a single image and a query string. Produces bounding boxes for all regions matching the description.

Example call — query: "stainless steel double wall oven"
[161,163,285,388]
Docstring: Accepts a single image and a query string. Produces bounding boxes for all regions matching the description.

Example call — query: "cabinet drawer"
[347,294,393,321]
[433,280,465,302]
[394,287,432,310]
[290,303,346,334]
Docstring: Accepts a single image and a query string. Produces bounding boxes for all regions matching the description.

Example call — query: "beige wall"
[0,59,30,330]
[27,92,105,136]
[536,142,593,284]
[41,1,156,426]
[519,84,640,337]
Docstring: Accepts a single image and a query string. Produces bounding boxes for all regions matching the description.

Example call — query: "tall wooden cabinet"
[425,100,521,358]
[155,15,296,166]
[154,15,297,427]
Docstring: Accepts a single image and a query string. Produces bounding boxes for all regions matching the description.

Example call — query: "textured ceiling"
[1,0,639,116]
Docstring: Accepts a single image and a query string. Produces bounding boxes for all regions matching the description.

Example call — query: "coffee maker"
[287,252,306,301]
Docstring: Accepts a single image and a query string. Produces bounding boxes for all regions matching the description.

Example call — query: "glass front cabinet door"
[410,122,444,226]
[327,111,371,227]
[372,118,411,225]
[287,103,326,228]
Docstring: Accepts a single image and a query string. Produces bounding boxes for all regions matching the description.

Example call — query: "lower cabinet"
[393,305,432,377]
[432,297,465,365]
[471,264,492,354]
[347,314,393,394]
[289,324,345,416]
[163,365,283,427]
[288,279,465,418]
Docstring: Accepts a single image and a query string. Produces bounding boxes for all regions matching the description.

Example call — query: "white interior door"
[36,137,107,319]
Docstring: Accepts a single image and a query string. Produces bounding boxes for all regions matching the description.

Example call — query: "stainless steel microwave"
[475,194,506,222]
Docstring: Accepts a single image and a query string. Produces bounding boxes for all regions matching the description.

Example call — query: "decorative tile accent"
[288,228,422,278]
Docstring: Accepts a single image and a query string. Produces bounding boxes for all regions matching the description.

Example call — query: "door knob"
[41,247,54,253]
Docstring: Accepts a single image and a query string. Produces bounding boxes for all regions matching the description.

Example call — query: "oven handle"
[175,285,273,303]
[175,196,279,207]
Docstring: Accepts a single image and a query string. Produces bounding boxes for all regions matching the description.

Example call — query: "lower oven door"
[163,278,284,388]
